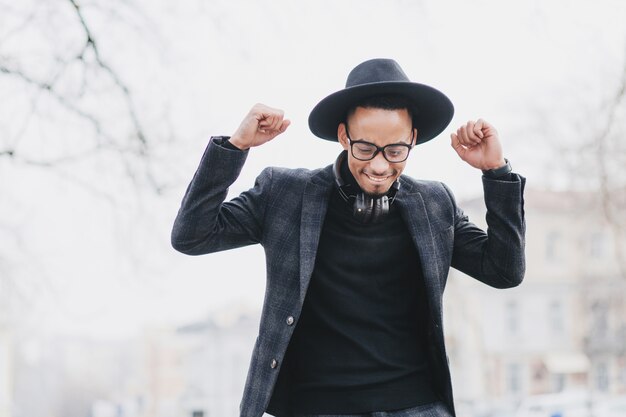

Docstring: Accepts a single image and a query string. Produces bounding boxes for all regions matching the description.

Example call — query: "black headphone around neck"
[333,150,400,224]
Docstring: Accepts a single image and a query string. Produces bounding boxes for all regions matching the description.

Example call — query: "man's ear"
[337,123,349,151]
[412,128,419,146]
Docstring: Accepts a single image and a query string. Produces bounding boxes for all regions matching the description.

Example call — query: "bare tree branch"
[0,0,168,198]
[67,0,148,151]
[0,64,107,137]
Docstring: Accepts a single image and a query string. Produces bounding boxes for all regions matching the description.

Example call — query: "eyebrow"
[353,139,411,147]
[344,123,414,145]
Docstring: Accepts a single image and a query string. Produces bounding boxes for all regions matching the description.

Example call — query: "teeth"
[366,174,389,182]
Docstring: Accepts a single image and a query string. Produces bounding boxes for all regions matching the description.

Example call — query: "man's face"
[338,107,416,197]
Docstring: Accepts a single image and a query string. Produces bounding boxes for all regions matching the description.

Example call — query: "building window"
[591,301,608,339]
[589,232,606,258]
[549,300,564,335]
[546,231,561,262]
[552,373,566,392]
[506,300,520,336]
[507,363,522,394]
[596,362,609,392]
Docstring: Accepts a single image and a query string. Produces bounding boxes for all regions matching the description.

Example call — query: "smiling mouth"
[364,173,391,183]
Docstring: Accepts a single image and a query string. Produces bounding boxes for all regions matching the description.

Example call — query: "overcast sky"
[2,0,625,339]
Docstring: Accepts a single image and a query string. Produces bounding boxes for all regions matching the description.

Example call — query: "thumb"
[278,119,291,133]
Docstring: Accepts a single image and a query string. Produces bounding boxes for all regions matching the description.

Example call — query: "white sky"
[1,0,625,339]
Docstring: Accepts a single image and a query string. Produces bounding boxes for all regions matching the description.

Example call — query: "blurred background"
[1,0,625,416]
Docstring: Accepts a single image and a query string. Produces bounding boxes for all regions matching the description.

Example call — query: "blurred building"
[446,188,626,408]
[174,306,258,417]
[10,331,142,417]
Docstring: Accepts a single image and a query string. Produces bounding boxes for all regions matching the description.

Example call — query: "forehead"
[347,107,412,144]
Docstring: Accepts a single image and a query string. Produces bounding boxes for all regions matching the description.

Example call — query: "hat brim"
[308,81,454,145]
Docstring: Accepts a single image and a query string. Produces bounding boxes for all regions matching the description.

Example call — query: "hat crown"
[345,58,410,88]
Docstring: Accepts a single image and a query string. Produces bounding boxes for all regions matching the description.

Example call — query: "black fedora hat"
[308,58,454,145]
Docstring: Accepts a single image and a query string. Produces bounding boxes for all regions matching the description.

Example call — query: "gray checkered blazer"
[171,137,526,417]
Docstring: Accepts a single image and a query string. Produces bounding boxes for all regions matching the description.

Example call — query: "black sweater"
[283,161,437,414]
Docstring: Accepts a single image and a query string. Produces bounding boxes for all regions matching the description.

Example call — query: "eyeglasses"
[345,125,414,163]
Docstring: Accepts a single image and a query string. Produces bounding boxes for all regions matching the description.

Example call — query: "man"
[171,58,526,417]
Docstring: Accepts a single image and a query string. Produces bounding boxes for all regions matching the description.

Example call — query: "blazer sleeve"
[445,174,526,289]
[171,137,272,255]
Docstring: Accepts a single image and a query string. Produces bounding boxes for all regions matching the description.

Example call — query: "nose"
[369,151,390,174]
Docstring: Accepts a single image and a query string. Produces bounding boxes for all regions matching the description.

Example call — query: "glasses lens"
[352,143,377,160]
[384,145,409,162]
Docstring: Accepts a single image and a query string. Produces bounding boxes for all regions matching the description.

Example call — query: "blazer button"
[286,316,295,326]
[270,359,278,369]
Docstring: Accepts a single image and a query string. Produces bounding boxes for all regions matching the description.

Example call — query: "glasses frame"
[345,124,415,163]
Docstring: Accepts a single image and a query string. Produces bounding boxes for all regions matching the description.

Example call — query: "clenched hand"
[230,104,291,150]
[450,119,505,170]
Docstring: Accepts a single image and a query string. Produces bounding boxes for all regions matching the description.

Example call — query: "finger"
[258,107,279,123]
[258,113,272,128]
[457,126,471,146]
[269,111,284,132]
[263,119,290,142]
[465,121,481,145]
[257,116,271,133]
[473,119,485,139]
[450,133,466,158]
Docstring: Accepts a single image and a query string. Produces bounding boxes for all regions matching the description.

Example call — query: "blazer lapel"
[395,182,444,319]
[299,166,333,303]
